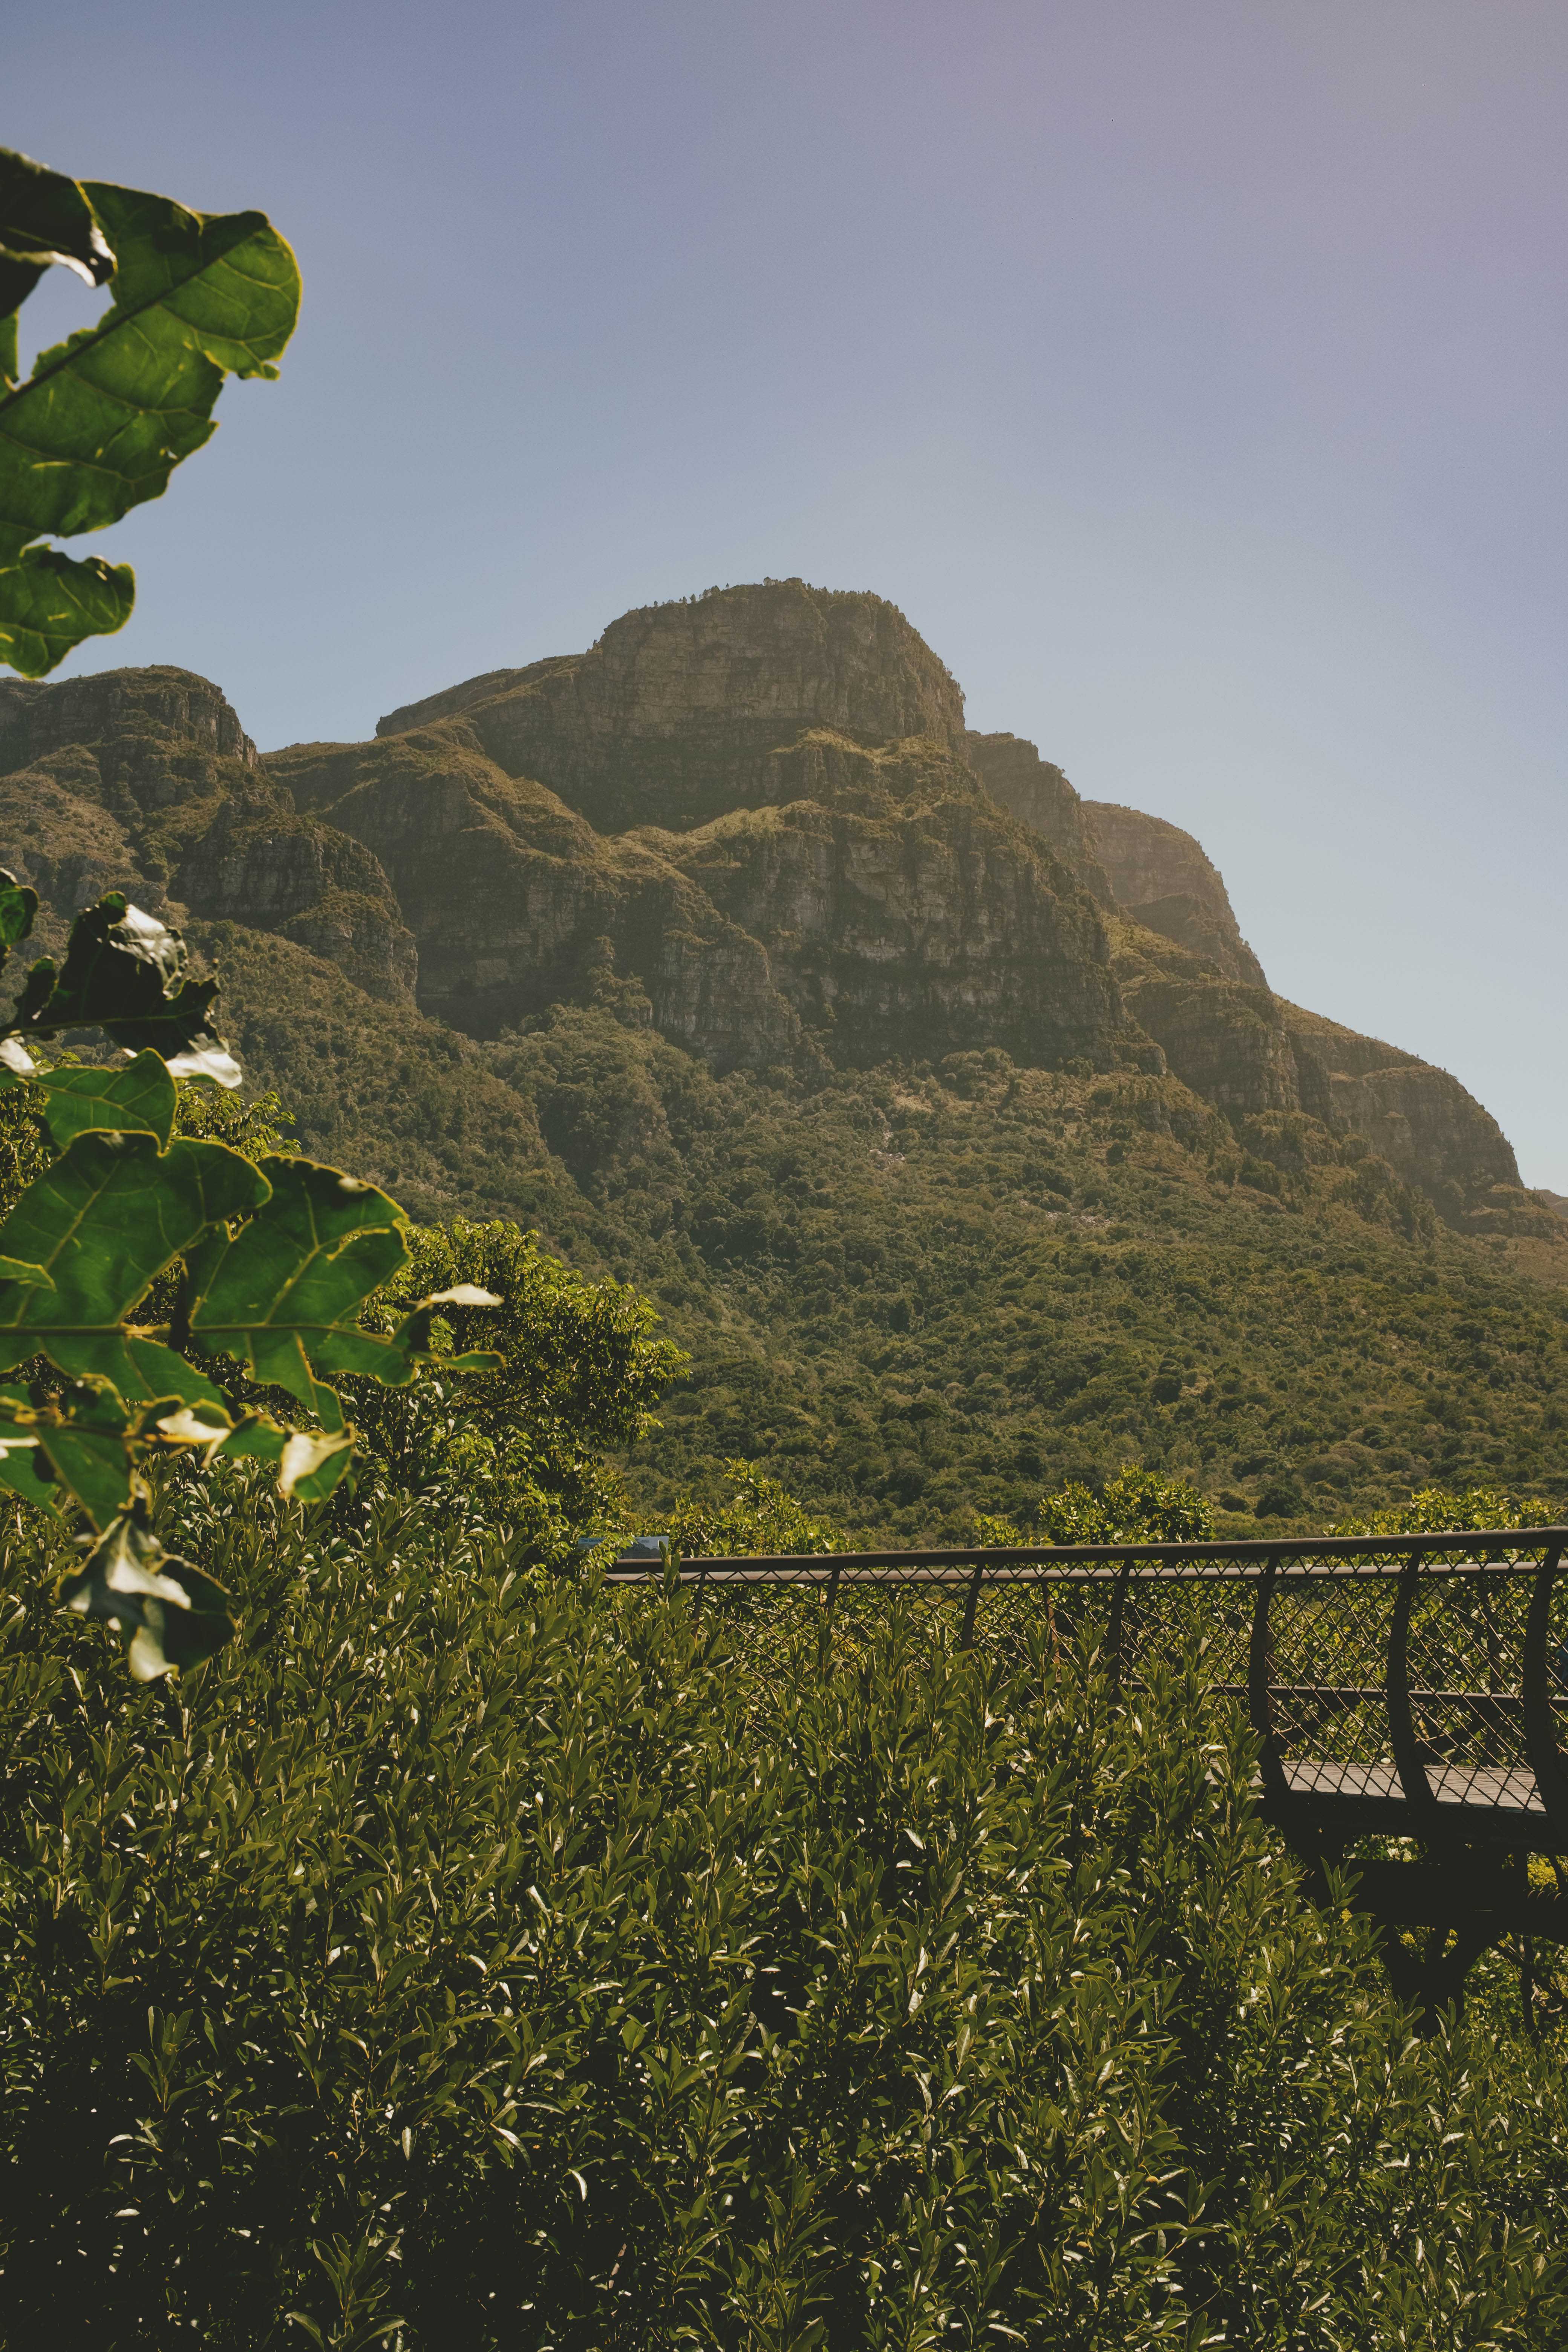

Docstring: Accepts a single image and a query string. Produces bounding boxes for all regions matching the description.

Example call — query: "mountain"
[3,581,1565,1533]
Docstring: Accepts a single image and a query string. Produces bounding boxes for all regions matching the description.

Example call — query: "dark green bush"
[3,1479,1565,2347]
[975,1464,1215,1549]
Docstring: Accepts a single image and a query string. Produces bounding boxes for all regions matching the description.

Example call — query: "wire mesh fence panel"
[1114,1559,1254,1699]
[1550,1554,1568,1773]
[600,1529,1568,1851]
[1266,1564,1400,1799]
[1405,1556,1537,1813]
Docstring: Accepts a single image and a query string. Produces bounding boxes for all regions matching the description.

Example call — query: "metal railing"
[603,1527,1568,1857]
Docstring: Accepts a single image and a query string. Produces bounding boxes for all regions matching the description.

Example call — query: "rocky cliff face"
[0,666,416,1003]
[375,581,969,835]
[268,718,801,1060]
[0,588,1531,1229]
[1282,1000,1524,1208]
[271,589,1122,1072]
[1085,800,1269,988]
[965,733,1113,903]
[635,734,1122,1069]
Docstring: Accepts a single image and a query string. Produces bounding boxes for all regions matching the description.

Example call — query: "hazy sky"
[12,3,1568,1180]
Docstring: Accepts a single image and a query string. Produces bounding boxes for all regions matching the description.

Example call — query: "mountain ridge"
[5,583,1564,1531]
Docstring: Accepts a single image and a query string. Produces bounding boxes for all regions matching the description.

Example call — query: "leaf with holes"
[9,894,240,1081]
[187,1158,501,1424]
[0,146,116,384]
[0,1127,267,1399]
[0,542,136,674]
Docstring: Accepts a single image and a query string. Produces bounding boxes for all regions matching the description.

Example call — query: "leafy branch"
[0,144,300,674]
[0,875,501,1676]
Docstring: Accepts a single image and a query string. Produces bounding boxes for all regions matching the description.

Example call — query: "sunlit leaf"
[0,864,38,956]
[0,1129,268,1394]
[187,1157,415,1415]
[9,894,240,1078]
[0,148,116,386]
[0,1254,51,1288]
[57,1509,234,1679]
[0,544,136,677]
[37,1048,177,1150]
[0,147,116,293]
[0,185,299,568]
[215,1415,355,1502]
[0,1386,58,1515]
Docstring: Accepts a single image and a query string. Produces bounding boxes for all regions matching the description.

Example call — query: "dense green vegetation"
[503,1018,1568,1542]
[4,899,1566,2347]
[0,875,529,1676]
[201,936,1568,1541]
[5,1479,1568,2348]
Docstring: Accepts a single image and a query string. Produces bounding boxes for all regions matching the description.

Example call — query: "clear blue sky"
[12,2,1568,1181]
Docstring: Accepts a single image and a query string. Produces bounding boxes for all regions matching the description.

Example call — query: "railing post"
[1523,1538,1568,1847]
[1248,1553,1286,1800]
[1107,1553,1130,1692]
[1387,1545,1437,1818]
[959,1560,985,1651]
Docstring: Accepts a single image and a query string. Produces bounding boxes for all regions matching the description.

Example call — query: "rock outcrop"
[271,719,800,1060]
[0,666,415,1004]
[0,588,1529,1228]
[1109,921,1298,1115]
[375,581,969,835]
[636,734,1122,1069]
[1086,800,1268,989]
[965,733,1113,903]
[1282,1000,1522,1207]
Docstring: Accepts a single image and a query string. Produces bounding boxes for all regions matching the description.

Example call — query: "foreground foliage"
[0,145,299,674]
[0,879,506,1676]
[2,1480,1565,2348]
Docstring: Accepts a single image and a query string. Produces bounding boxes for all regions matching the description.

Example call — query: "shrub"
[2,1491,1566,2344]
[977,1464,1215,1548]
[665,1456,843,1557]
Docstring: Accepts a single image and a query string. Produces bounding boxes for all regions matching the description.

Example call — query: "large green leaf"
[187,1158,418,1421]
[0,185,300,567]
[35,1049,178,1151]
[0,147,116,388]
[0,148,115,294]
[0,175,298,673]
[57,1508,234,1680]
[9,894,240,1081]
[0,542,135,675]
[0,864,37,966]
[188,1159,502,1425]
[0,1374,350,1529]
[0,1380,136,1526]
[0,1127,268,1395]
[0,1383,58,1513]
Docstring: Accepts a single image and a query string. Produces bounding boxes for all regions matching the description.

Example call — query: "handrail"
[599,1526,1568,1580]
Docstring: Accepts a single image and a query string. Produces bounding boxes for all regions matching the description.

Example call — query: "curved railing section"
[600,1527,1568,1856]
